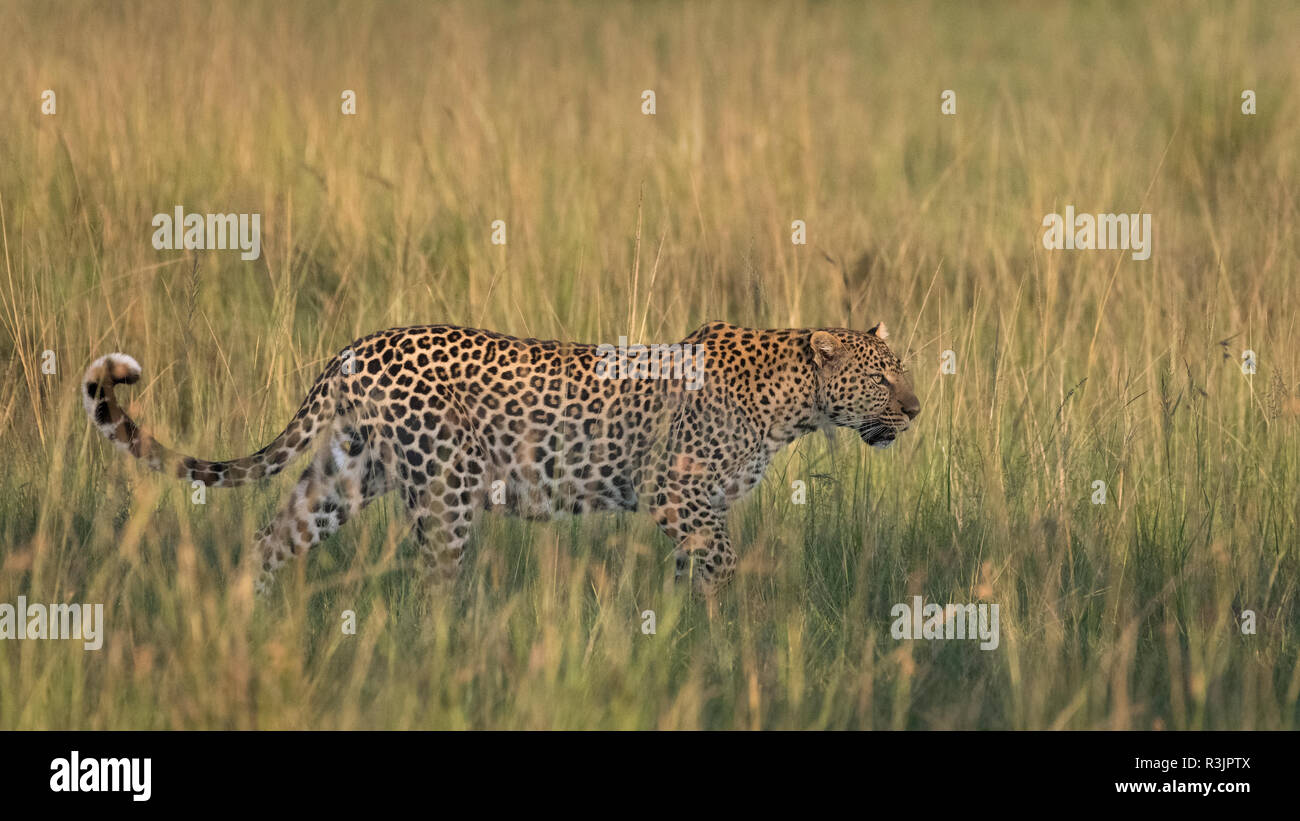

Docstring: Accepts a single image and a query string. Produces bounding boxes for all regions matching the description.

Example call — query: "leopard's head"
[810,323,919,448]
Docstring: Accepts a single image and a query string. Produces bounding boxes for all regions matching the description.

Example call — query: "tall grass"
[0,0,1297,729]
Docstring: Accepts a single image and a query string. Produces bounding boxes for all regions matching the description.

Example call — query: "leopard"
[83,321,920,596]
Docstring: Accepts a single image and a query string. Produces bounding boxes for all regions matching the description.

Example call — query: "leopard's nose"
[901,392,920,420]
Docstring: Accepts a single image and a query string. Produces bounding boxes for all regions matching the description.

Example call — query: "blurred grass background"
[0,0,1297,729]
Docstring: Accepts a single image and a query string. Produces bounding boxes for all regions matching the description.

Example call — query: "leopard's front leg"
[650,482,737,596]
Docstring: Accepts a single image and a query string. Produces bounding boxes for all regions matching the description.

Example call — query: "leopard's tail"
[82,352,339,488]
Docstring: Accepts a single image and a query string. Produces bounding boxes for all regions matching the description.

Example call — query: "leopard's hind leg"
[401,442,489,586]
[254,422,389,595]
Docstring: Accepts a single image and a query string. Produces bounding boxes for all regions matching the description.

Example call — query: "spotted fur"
[83,321,919,595]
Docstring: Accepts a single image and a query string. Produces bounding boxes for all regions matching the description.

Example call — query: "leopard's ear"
[868,322,889,340]
[810,330,844,367]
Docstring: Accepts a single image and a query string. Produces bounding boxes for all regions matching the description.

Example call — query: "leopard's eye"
[871,373,888,385]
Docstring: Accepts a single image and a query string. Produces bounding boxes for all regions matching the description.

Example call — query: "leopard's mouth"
[856,424,900,448]
[863,430,896,448]
[857,426,899,446]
